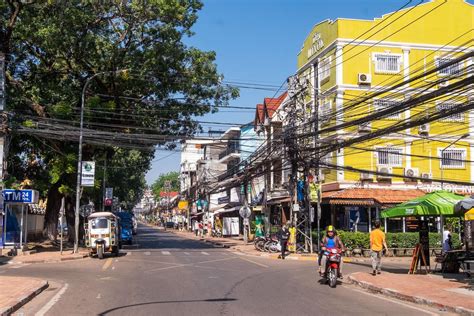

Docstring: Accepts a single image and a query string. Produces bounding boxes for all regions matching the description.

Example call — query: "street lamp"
[438,132,469,250]
[440,133,469,190]
[74,69,128,253]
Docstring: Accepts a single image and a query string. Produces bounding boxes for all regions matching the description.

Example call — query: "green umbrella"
[381,190,465,218]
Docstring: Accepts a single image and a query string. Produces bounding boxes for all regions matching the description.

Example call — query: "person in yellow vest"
[288,224,296,253]
[370,220,388,276]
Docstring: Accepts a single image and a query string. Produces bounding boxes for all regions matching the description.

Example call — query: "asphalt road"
[1,224,453,316]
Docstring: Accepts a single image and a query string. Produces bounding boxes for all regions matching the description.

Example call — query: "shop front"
[321,188,426,232]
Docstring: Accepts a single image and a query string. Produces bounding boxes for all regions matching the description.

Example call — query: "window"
[376,147,403,166]
[374,53,401,74]
[319,56,331,81]
[373,99,401,119]
[436,103,464,122]
[92,218,108,229]
[440,148,465,168]
[436,57,462,76]
[320,101,332,123]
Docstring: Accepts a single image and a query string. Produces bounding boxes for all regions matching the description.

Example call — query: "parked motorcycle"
[321,247,342,288]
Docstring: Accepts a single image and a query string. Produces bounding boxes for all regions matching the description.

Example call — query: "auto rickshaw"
[85,212,121,259]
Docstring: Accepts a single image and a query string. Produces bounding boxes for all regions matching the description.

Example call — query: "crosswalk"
[135,250,226,256]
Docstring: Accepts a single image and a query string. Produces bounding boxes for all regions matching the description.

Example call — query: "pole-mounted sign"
[81,161,95,187]
[3,189,39,204]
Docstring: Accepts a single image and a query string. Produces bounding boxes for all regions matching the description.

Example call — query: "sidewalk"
[349,271,474,315]
[0,276,48,315]
[0,241,89,265]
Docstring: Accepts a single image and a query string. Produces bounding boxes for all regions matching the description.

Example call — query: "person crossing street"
[277,225,290,259]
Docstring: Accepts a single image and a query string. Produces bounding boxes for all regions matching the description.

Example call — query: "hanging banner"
[81,161,95,187]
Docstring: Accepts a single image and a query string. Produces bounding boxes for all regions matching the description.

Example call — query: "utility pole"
[102,154,107,212]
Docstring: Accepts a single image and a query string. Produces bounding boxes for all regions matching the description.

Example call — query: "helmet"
[326,225,336,234]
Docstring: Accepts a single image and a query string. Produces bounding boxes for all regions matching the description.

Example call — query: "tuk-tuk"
[115,212,134,245]
[85,212,121,259]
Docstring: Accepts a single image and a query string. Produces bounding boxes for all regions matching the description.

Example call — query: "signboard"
[218,196,230,205]
[105,199,113,206]
[419,220,430,267]
[105,187,113,199]
[178,200,189,210]
[239,206,251,219]
[81,161,95,187]
[3,189,39,204]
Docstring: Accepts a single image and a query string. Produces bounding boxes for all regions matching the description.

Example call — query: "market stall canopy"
[381,191,465,218]
[454,197,474,213]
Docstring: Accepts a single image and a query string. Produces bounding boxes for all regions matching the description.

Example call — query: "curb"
[0,280,49,316]
[347,275,474,316]
[12,254,89,265]
[167,228,354,262]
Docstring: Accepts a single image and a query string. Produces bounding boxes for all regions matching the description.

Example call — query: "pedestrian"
[198,221,203,237]
[442,229,452,253]
[277,224,290,259]
[370,220,388,276]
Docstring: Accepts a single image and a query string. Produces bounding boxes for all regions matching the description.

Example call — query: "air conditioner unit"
[439,80,449,88]
[377,166,393,179]
[358,122,371,133]
[404,167,419,179]
[360,172,373,181]
[418,123,430,135]
[421,172,433,182]
[358,73,372,85]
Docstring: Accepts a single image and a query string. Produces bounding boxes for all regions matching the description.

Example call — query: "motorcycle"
[321,247,342,288]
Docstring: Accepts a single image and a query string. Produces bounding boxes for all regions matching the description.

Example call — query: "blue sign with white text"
[2,189,39,204]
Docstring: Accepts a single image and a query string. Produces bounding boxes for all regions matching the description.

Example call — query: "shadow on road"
[98,298,237,315]
[348,261,408,274]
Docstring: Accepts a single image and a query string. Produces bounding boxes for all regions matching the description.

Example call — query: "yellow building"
[296,0,474,232]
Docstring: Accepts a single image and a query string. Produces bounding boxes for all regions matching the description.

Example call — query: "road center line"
[35,283,69,316]
[162,251,171,255]
[102,258,113,271]
[239,257,269,268]
[201,251,209,255]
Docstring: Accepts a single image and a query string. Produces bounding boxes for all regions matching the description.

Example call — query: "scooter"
[321,247,342,288]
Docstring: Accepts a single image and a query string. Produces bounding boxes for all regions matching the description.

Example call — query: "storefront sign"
[178,200,189,210]
[418,184,474,194]
[218,196,230,204]
[2,189,39,204]
[81,161,95,187]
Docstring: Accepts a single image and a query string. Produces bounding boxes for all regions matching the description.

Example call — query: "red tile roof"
[254,92,288,128]
[322,188,426,205]
[254,104,265,126]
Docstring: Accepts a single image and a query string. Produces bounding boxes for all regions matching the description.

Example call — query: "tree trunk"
[43,181,63,241]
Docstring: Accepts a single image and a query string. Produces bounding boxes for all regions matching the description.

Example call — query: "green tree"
[151,171,180,200]
[1,1,238,240]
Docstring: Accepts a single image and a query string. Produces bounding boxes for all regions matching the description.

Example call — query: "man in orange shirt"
[370,220,388,276]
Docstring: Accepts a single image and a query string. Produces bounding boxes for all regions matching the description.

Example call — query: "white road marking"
[126,252,132,256]
[10,264,31,269]
[234,252,246,256]
[201,252,209,255]
[96,293,101,299]
[145,257,236,273]
[111,266,115,270]
[144,251,151,256]
[239,257,269,268]
[183,252,190,255]
[162,251,171,255]
[35,283,69,316]
[345,286,439,316]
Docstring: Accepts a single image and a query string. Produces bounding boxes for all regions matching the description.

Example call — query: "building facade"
[296,0,474,232]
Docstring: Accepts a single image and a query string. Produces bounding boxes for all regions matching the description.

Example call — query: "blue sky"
[145,0,473,185]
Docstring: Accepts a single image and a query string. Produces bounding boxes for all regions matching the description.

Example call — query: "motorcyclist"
[319,225,345,279]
